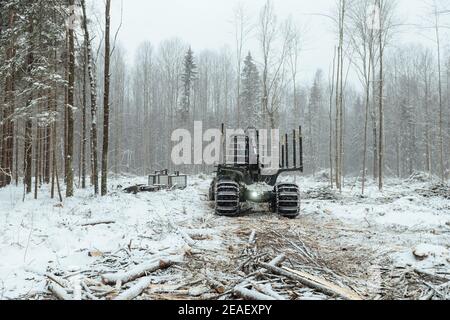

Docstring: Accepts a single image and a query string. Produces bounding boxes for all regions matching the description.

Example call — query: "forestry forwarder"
[209,125,304,218]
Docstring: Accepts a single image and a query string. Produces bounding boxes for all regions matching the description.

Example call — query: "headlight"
[250,191,259,199]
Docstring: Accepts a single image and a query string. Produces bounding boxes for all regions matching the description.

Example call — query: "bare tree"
[347,0,376,193]
[258,0,292,129]
[81,0,99,195]
[431,0,446,181]
[81,41,87,189]
[101,0,111,196]
[66,0,75,197]
[334,0,346,191]
[328,47,337,188]
[232,3,252,127]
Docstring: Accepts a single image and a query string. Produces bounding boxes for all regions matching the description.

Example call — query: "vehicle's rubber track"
[275,183,300,218]
[215,180,240,216]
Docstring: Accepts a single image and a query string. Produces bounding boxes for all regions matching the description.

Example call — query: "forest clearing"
[0,173,448,300]
[1,0,450,303]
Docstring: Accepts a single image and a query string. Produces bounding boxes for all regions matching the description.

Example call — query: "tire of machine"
[274,183,300,218]
[208,179,216,201]
[215,179,241,217]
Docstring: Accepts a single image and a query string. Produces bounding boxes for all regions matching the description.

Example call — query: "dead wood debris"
[27,210,449,301]
[416,184,450,200]
[304,187,339,201]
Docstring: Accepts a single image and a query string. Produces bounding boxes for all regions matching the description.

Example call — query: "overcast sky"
[104,0,445,86]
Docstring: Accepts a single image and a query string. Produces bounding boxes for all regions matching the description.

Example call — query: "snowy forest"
[0,0,449,302]
[1,0,449,198]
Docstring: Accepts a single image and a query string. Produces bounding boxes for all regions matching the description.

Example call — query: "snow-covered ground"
[0,174,448,300]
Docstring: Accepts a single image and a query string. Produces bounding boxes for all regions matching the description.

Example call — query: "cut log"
[188,285,210,297]
[259,262,362,300]
[47,274,71,289]
[255,254,286,274]
[79,219,116,227]
[249,230,256,244]
[114,276,153,300]
[168,218,195,246]
[252,283,286,300]
[48,283,72,300]
[208,279,226,294]
[102,256,183,284]
[233,286,276,300]
[268,254,286,267]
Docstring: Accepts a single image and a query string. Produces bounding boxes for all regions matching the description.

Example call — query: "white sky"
[104,0,446,85]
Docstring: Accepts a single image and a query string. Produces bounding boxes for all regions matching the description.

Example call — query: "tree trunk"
[66,0,75,197]
[362,58,371,195]
[101,0,111,196]
[81,42,87,189]
[0,9,16,188]
[329,47,336,189]
[24,15,34,195]
[378,0,384,191]
[34,118,40,199]
[435,10,445,182]
[81,0,99,195]
[24,119,32,194]
[424,74,431,176]
[64,30,69,183]
[44,91,52,184]
[335,42,341,190]
[339,2,345,191]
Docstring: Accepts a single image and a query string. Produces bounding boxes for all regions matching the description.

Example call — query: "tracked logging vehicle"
[209,125,304,218]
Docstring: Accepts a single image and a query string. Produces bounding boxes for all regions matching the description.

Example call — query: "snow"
[0,176,218,299]
[0,174,449,299]
[394,244,449,271]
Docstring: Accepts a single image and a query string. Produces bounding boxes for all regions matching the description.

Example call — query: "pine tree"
[180,47,197,124]
[240,52,261,128]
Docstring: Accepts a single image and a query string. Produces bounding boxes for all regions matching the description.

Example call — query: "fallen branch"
[168,218,195,246]
[249,230,256,244]
[233,286,276,300]
[255,254,286,274]
[252,282,286,300]
[259,262,362,300]
[114,276,153,300]
[422,281,448,300]
[25,268,71,289]
[268,254,286,267]
[102,256,183,284]
[79,219,116,227]
[414,268,450,282]
[81,281,98,300]
[48,283,72,300]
